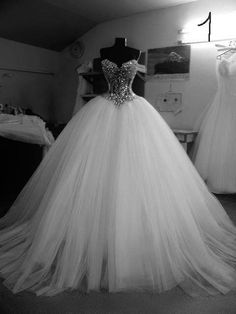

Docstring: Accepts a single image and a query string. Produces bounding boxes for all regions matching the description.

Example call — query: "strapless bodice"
[101,59,138,106]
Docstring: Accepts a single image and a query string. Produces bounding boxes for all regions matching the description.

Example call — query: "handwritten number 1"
[198,12,211,42]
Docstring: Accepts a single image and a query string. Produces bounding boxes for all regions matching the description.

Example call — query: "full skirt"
[191,89,236,193]
[0,95,236,296]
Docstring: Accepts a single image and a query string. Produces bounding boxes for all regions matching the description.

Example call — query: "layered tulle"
[0,95,236,296]
[192,56,236,193]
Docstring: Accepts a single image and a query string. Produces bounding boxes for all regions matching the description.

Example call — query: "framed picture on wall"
[147,45,191,80]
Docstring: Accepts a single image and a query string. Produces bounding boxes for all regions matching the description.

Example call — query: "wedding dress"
[0,58,236,297]
[192,53,236,193]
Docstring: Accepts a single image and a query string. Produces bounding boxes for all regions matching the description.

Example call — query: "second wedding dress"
[192,53,236,193]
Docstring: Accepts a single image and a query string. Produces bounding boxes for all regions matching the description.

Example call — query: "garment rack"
[0,67,55,75]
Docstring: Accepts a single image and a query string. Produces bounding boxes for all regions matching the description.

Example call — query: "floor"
[0,194,236,314]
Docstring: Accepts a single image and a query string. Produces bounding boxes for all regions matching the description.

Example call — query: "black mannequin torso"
[100,38,141,67]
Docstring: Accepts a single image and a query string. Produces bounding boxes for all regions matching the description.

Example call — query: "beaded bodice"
[101,59,138,106]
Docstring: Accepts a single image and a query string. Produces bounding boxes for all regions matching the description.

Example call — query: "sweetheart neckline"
[101,59,138,68]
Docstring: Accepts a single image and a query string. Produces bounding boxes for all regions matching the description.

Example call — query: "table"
[0,114,54,198]
[172,129,198,154]
[0,114,54,156]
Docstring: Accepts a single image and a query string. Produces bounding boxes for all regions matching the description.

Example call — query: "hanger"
[216,48,236,60]
[216,49,235,60]
[215,40,236,59]
[215,40,236,49]
[216,42,236,60]
[215,43,227,48]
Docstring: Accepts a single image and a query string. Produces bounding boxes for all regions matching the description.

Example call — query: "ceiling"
[0,0,197,51]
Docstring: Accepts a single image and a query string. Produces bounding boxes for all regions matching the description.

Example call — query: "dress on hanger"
[0,57,236,297]
[192,53,236,193]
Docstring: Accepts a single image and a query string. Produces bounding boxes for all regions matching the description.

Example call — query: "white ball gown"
[0,58,236,297]
[192,53,236,193]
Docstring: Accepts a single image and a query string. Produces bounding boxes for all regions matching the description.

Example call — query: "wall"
[0,37,60,121]
[55,0,236,127]
[51,53,79,123]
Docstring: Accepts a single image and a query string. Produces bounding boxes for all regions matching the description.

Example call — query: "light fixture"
[179,11,236,44]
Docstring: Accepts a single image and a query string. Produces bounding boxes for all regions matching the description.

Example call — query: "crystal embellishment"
[101,59,138,106]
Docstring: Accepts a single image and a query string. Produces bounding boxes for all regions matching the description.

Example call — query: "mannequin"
[100,37,141,67]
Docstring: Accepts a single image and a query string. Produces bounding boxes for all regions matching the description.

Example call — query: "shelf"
[81,94,99,100]
[80,72,104,84]
[80,71,103,76]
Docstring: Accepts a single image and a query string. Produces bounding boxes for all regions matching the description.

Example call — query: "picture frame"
[147,45,191,80]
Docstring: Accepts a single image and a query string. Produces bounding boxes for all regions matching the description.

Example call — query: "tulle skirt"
[0,95,236,296]
[191,89,236,193]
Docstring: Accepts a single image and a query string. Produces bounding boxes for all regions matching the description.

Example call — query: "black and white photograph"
[147,45,191,79]
[0,0,236,314]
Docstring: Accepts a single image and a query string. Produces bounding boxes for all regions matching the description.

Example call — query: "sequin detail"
[101,59,138,106]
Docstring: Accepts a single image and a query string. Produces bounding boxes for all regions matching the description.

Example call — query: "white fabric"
[0,114,54,147]
[0,95,236,296]
[192,53,236,193]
